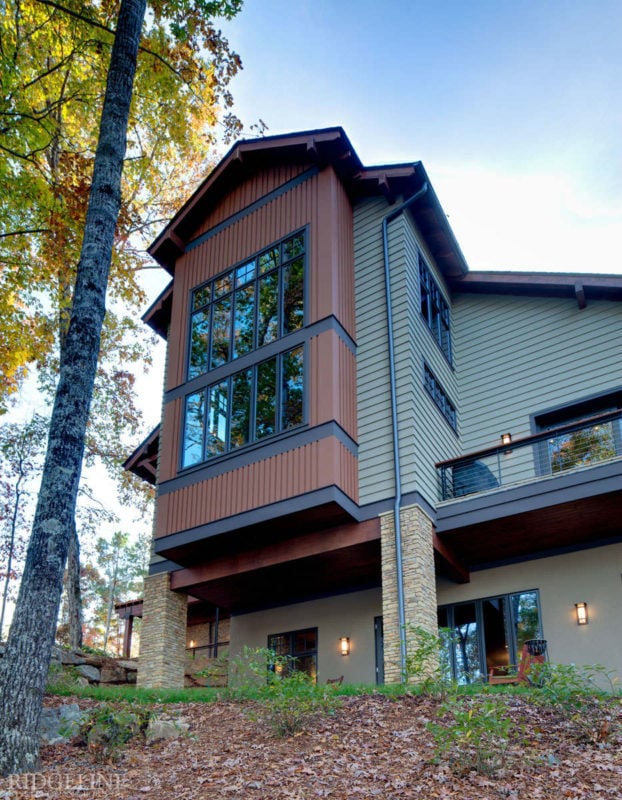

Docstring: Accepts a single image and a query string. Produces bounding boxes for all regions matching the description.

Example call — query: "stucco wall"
[229,589,382,685]
[436,542,622,680]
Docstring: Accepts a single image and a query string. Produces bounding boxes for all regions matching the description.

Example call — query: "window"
[188,231,305,380]
[182,345,304,468]
[424,363,457,431]
[268,627,317,680]
[533,390,622,475]
[438,590,541,684]
[420,258,451,362]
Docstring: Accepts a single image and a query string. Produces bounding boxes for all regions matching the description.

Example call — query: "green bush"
[403,625,456,696]
[428,695,516,776]
[530,662,619,744]
[226,647,340,736]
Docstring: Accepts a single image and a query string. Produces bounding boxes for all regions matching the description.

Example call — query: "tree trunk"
[66,524,83,650]
[0,0,146,775]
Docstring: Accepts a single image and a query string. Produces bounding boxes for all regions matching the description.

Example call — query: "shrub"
[403,625,456,696]
[226,647,340,736]
[530,662,620,744]
[428,695,516,776]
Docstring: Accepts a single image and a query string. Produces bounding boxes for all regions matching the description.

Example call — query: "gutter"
[381,182,429,681]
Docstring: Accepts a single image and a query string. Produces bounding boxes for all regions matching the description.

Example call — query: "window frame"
[180,343,306,470]
[267,626,318,681]
[419,257,452,363]
[423,362,458,433]
[531,388,622,476]
[185,228,307,381]
[438,589,542,684]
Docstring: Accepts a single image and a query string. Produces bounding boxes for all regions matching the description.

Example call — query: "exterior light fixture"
[575,602,589,625]
[500,433,512,446]
[340,636,350,656]
[189,639,196,649]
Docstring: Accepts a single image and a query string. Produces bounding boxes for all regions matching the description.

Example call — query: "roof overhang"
[123,426,159,485]
[147,126,470,280]
[450,270,622,304]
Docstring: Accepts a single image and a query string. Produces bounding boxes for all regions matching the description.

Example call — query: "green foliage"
[227,647,340,737]
[76,703,153,763]
[428,695,516,776]
[403,625,456,696]
[530,662,620,744]
[46,662,82,694]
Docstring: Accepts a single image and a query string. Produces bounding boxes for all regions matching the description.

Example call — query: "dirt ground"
[1,693,621,799]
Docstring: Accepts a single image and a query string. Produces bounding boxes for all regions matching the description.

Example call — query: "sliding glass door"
[438,590,541,684]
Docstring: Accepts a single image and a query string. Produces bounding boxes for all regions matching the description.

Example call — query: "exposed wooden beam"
[171,518,380,592]
[575,281,587,309]
[433,531,470,584]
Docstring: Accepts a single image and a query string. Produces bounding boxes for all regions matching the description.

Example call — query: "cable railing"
[436,409,622,501]
[185,641,229,659]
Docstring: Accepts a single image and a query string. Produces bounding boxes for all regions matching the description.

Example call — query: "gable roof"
[148,126,469,280]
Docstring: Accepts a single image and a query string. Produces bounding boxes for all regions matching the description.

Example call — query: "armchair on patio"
[488,639,547,685]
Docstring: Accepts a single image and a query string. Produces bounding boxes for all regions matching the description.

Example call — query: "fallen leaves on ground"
[1,693,620,799]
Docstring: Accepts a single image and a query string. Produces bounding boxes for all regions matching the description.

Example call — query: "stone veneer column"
[138,572,188,688]
[380,503,438,683]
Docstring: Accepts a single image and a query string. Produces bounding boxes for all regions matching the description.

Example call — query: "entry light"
[575,602,589,625]
[340,636,350,656]
[500,433,512,446]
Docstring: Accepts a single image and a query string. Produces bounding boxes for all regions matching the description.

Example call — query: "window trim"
[530,388,622,476]
[180,343,306,471]
[438,589,542,683]
[419,256,452,364]
[267,626,318,681]
[185,227,307,382]
[423,361,458,433]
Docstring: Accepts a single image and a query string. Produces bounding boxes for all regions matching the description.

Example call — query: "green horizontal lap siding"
[354,201,460,507]
[454,294,622,452]
[354,199,395,503]
[403,215,460,504]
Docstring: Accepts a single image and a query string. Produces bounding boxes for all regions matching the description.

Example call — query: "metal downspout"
[381,182,429,681]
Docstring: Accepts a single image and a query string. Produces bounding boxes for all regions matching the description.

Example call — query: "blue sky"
[217,0,622,273]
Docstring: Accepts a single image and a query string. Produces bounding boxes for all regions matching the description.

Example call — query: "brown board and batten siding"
[165,165,355,393]
[154,437,359,539]
[154,163,359,540]
[192,164,310,239]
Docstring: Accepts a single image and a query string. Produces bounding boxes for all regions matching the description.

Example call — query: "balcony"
[436,409,622,501]
[434,410,622,571]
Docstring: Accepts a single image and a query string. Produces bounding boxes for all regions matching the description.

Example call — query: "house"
[126,127,622,687]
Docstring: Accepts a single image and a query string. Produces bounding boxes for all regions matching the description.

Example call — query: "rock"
[145,718,189,745]
[116,659,138,671]
[77,664,101,683]
[39,704,85,744]
[77,676,90,687]
[100,666,127,684]
[58,649,86,666]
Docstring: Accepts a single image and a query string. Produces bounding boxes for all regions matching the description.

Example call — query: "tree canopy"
[0,0,243,411]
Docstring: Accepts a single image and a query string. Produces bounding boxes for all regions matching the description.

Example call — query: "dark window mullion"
[202,386,209,462]
[249,364,257,443]
[276,352,284,433]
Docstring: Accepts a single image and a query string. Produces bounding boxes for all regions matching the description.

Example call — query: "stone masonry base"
[380,504,438,683]
[138,572,187,688]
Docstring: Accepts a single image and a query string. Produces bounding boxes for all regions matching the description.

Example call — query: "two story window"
[182,231,306,469]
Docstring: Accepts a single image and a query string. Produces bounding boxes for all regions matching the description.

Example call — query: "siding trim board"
[158,420,358,496]
[153,484,361,556]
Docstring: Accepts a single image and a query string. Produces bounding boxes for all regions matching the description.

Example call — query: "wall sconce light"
[575,602,589,625]
[189,639,196,649]
[500,433,512,446]
[340,636,350,656]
